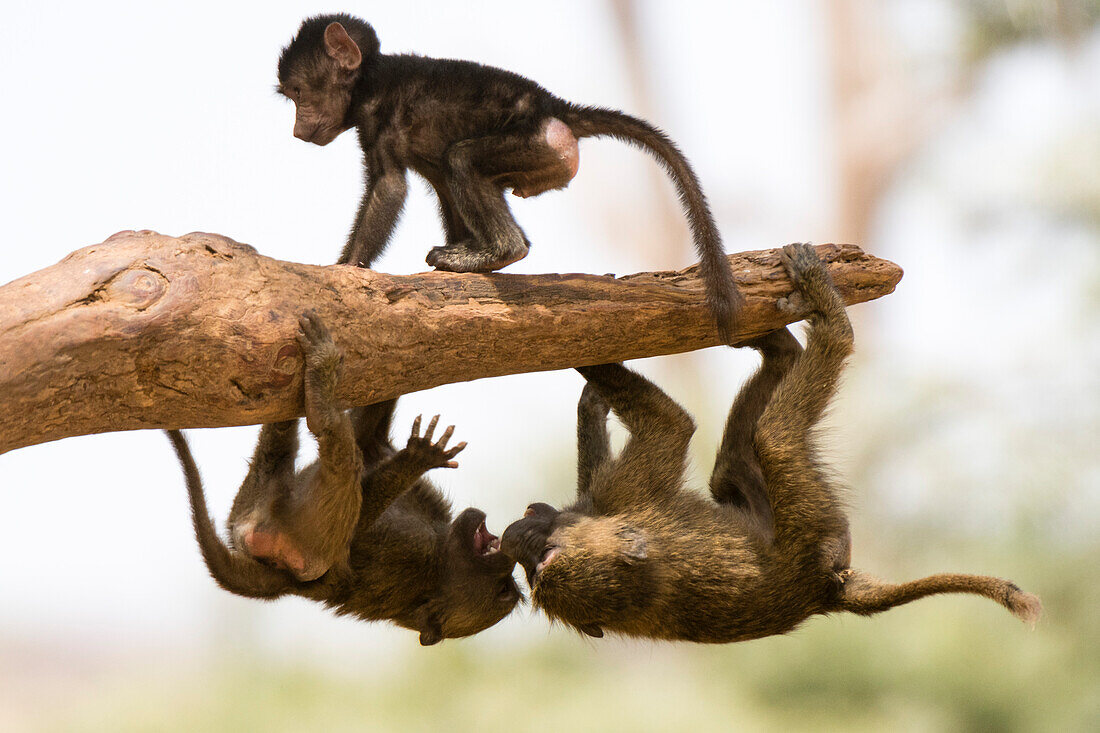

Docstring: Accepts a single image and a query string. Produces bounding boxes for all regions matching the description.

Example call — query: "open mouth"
[472,520,501,556]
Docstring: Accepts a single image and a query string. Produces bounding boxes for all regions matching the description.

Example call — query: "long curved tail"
[563,106,742,342]
[164,430,289,599]
[838,569,1042,627]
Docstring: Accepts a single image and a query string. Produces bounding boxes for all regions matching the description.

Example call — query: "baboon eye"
[498,580,513,598]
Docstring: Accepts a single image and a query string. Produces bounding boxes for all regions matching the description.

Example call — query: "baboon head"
[415,508,522,645]
[501,504,655,638]
[277,15,381,145]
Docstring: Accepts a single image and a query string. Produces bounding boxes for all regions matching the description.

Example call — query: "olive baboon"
[501,243,1041,642]
[167,313,520,645]
[276,13,741,341]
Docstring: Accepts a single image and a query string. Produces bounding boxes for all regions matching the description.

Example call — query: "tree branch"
[0,231,902,454]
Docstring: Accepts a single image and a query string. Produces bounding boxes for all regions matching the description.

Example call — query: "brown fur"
[501,243,1041,642]
[276,13,741,342]
[166,314,519,645]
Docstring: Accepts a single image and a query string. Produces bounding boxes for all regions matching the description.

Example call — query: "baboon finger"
[298,311,319,337]
[423,415,440,442]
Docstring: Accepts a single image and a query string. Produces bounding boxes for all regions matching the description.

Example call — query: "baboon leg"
[709,328,802,534]
[426,133,532,272]
[423,170,475,246]
[576,382,611,504]
[249,420,300,474]
[488,118,578,199]
[575,363,695,509]
[754,245,853,544]
[229,419,300,527]
[427,119,576,272]
[166,430,292,599]
[274,313,364,578]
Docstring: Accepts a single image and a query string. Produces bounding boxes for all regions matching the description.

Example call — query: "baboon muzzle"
[500,503,559,584]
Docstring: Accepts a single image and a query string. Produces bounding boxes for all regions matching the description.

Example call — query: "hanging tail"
[165,430,289,599]
[563,105,742,342]
[838,569,1042,627]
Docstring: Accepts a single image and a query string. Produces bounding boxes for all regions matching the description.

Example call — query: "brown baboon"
[501,243,1041,642]
[276,13,741,341]
[166,313,520,645]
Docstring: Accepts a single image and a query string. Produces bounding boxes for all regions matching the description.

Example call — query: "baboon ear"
[416,605,444,646]
[323,22,362,71]
[418,619,443,646]
[618,527,648,563]
[579,623,604,638]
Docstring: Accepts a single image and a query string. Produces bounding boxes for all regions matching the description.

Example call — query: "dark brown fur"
[276,13,741,342]
[501,243,1041,642]
[166,314,519,645]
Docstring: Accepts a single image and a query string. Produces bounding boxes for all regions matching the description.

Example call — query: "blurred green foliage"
[964,0,1100,61]
[32,540,1099,733]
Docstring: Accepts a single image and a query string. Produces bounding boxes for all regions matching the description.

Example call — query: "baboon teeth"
[473,521,500,555]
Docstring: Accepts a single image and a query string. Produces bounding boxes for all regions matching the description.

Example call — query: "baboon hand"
[779,242,825,284]
[777,243,832,316]
[404,414,467,470]
[297,311,343,376]
[776,291,808,316]
[297,311,344,434]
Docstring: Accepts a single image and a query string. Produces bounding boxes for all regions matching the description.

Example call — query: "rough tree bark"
[0,231,902,454]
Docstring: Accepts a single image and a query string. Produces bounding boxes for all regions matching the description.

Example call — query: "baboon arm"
[358,451,435,528]
[575,364,695,510]
[339,165,408,267]
[576,383,611,501]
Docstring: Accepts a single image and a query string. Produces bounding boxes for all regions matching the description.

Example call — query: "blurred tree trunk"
[827,0,940,244]
[607,0,685,261]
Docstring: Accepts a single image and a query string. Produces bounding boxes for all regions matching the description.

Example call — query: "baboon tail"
[562,105,741,343]
[838,569,1042,627]
[164,430,289,599]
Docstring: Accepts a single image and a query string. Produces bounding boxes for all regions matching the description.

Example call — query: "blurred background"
[1,1,1098,730]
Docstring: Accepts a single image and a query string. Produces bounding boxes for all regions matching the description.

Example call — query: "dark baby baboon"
[166,313,520,645]
[501,243,1041,642]
[276,13,742,342]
